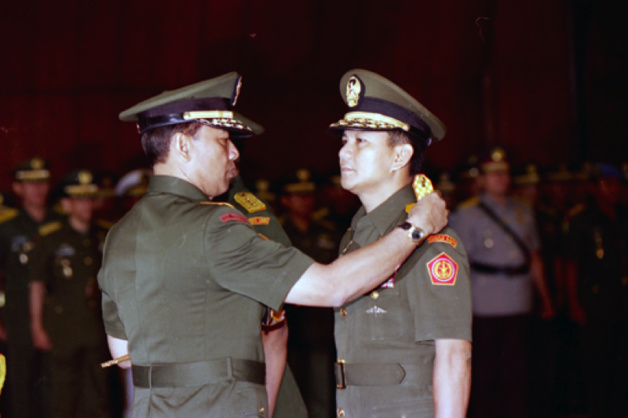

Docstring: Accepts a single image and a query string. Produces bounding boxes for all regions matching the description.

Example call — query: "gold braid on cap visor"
[15,170,50,181]
[330,112,410,132]
[183,111,253,133]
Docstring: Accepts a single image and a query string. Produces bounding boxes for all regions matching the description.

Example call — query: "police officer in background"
[29,169,112,417]
[328,69,472,417]
[0,157,60,418]
[564,163,628,418]
[451,148,555,418]
[98,72,448,416]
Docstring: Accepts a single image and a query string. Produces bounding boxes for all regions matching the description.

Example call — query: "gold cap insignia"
[78,170,93,185]
[346,76,362,108]
[31,157,45,170]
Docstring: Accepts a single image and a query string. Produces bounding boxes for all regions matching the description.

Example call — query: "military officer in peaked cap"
[0,157,61,418]
[98,72,449,417]
[30,169,112,417]
[327,69,472,417]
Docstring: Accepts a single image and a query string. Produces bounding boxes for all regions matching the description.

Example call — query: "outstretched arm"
[286,192,448,307]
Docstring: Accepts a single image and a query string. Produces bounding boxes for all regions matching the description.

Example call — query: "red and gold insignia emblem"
[220,212,248,224]
[427,253,458,285]
[346,76,362,107]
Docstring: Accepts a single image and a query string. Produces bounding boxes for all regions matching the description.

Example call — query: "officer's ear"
[391,143,413,172]
[172,132,192,162]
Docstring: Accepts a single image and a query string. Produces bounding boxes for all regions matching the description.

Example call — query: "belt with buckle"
[335,361,426,389]
[132,358,265,388]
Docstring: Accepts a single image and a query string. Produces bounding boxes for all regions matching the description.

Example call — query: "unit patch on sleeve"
[220,212,248,224]
[234,192,266,213]
[427,234,458,247]
[426,252,459,285]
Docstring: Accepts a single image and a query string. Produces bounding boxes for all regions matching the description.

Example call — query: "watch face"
[411,229,423,242]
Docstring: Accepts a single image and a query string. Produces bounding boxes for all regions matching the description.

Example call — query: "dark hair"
[387,130,428,175]
[141,122,204,166]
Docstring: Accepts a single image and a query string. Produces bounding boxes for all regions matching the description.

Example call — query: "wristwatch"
[397,221,425,245]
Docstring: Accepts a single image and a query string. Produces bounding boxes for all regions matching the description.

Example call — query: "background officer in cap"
[278,168,338,417]
[0,157,60,418]
[451,147,554,418]
[99,72,448,417]
[328,69,472,417]
[29,169,112,418]
[564,163,628,418]
[223,172,308,417]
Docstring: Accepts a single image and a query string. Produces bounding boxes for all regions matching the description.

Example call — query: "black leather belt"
[471,262,530,276]
[335,362,427,389]
[132,358,265,388]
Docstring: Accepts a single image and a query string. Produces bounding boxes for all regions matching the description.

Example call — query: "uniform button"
[370,291,379,300]
[84,256,93,266]
[55,305,63,314]
[340,308,347,317]
[337,407,345,417]
[259,406,265,415]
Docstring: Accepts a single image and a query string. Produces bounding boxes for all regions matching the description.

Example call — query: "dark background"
[1,0,626,187]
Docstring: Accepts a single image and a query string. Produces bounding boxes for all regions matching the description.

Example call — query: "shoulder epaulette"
[566,203,586,219]
[94,218,115,230]
[0,207,19,223]
[200,201,236,209]
[233,192,266,213]
[39,221,63,236]
[456,196,481,210]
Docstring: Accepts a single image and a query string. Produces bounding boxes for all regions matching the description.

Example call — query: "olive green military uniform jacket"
[0,208,62,344]
[99,176,313,417]
[335,184,472,417]
[29,218,108,352]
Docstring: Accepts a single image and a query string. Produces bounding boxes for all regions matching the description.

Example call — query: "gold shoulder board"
[0,208,19,224]
[234,192,266,213]
[39,221,62,236]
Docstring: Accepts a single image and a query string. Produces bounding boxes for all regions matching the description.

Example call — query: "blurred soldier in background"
[0,157,59,418]
[29,169,112,418]
[564,163,628,418]
[279,168,337,418]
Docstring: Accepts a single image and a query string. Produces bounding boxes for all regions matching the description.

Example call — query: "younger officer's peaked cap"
[12,157,51,182]
[119,72,264,138]
[328,69,446,144]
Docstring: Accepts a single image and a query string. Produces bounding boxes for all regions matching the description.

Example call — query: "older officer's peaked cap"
[328,69,446,144]
[119,72,264,138]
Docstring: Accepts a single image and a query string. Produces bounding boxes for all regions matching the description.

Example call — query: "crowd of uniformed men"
[0,73,627,418]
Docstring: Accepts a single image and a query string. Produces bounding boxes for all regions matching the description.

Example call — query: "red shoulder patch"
[427,234,458,247]
[427,252,459,286]
[220,212,248,224]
